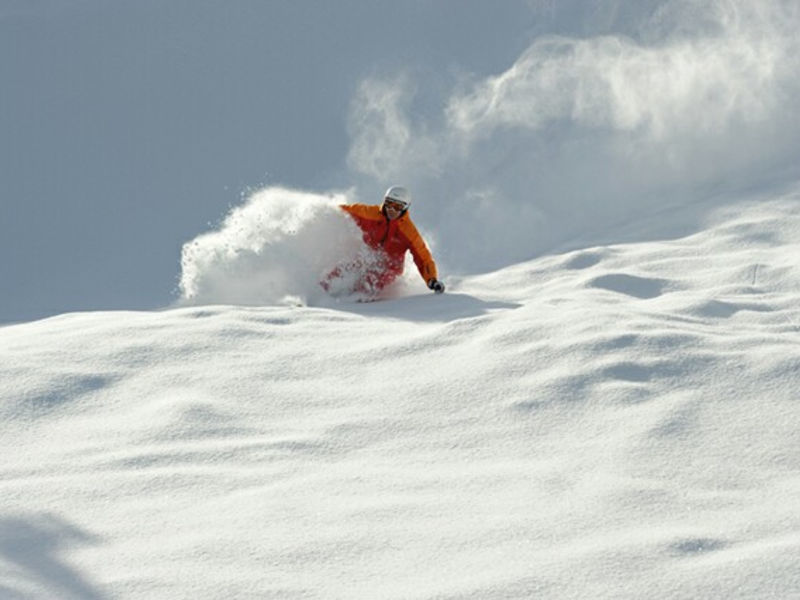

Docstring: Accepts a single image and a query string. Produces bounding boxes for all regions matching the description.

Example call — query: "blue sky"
[2,1,798,323]
[1,0,541,323]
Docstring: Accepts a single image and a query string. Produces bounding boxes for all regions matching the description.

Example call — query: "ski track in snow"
[2,192,800,599]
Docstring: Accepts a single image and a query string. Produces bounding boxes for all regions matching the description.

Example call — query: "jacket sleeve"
[399,218,438,283]
[340,204,371,219]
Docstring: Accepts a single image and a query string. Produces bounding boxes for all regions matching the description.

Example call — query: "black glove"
[427,278,445,294]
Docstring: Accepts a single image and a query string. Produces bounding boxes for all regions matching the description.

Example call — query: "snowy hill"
[2,184,799,599]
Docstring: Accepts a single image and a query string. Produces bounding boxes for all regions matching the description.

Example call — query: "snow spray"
[178,187,367,307]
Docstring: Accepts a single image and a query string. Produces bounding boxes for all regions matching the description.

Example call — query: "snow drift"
[2,185,800,598]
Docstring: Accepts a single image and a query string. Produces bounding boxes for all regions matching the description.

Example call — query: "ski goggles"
[383,199,408,211]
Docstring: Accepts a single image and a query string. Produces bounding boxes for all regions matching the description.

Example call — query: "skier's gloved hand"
[428,278,445,294]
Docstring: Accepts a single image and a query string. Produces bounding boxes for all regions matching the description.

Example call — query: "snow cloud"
[347,0,800,272]
[447,21,784,141]
[178,188,364,307]
[346,73,444,186]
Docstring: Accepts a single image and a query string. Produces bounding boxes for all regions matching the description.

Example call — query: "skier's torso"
[340,204,437,282]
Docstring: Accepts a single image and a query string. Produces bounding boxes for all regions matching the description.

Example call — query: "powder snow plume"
[178,187,366,306]
[346,0,800,273]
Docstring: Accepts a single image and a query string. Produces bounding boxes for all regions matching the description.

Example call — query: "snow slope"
[2,184,800,599]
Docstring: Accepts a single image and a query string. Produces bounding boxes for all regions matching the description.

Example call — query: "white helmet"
[383,185,411,210]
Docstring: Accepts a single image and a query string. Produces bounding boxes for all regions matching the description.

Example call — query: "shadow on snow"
[0,513,106,600]
[332,292,521,323]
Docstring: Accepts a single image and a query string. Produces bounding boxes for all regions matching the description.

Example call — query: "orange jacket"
[340,204,438,283]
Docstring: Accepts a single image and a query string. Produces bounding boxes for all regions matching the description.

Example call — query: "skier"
[322,186,445,297]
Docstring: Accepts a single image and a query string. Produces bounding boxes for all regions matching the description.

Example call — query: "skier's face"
[383,199,405,220]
